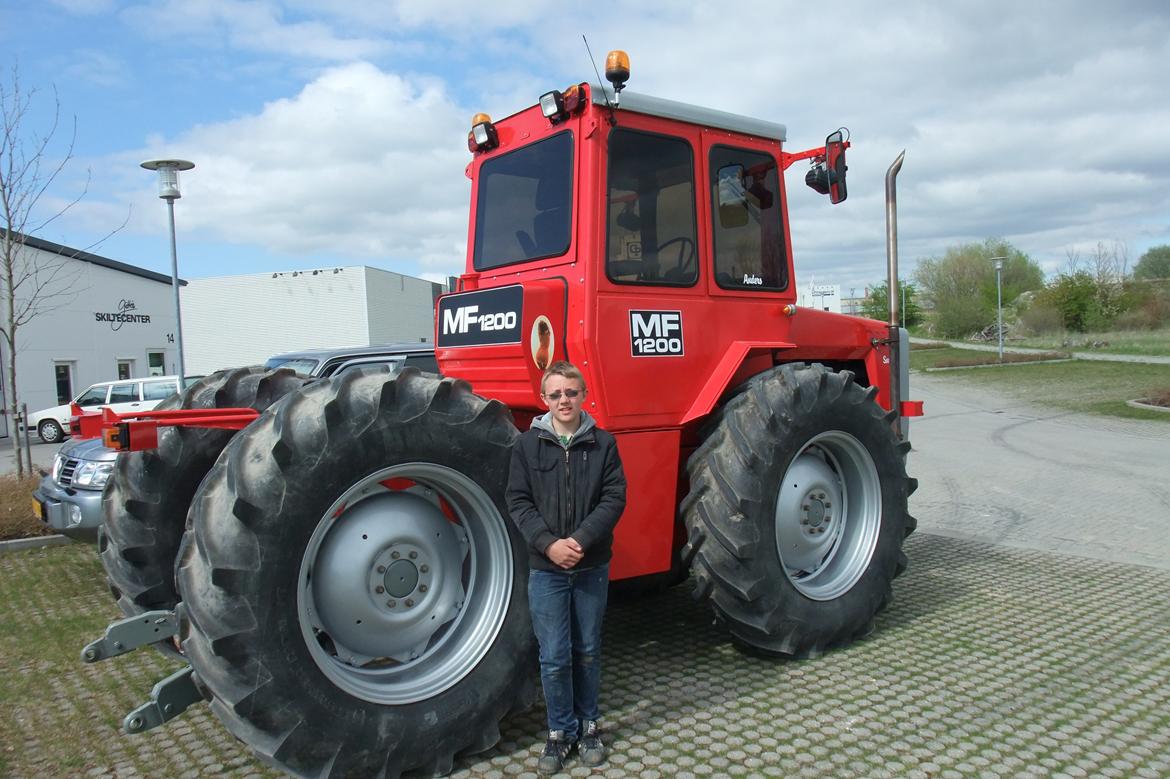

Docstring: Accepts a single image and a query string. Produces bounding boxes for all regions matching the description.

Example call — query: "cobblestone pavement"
[3,536,1168,778]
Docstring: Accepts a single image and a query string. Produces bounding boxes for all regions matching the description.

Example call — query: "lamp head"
[141,159,195,199]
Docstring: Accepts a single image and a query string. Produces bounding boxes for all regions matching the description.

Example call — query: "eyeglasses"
[543,389,582,401]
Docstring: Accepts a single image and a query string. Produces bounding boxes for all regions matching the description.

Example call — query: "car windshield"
[75,387,108,406]
[473,131,573,270]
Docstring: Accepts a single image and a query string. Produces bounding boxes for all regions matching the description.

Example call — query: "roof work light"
[540,83,588,124]
[467,113,499,153]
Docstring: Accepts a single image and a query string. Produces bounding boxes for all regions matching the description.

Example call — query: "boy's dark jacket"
[506,410,627,572]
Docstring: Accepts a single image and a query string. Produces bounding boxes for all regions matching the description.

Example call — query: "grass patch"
[1007,326,1170,357]
[0,474,50,541]
[916,356,1170,420]
[932,351,1069,369]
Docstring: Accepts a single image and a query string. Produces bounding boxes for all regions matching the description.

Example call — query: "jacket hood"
[531,409,597,442]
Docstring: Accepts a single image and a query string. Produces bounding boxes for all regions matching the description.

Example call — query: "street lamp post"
[141,159,194,380]
[991,256,1006,362]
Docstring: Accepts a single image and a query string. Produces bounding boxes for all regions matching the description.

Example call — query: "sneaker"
[537,730,573,775]
[579,720,606,767]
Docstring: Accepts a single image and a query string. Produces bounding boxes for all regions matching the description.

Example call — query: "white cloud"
[130,62,471,277]
[40,0,1170,291]
[122,0,387,61]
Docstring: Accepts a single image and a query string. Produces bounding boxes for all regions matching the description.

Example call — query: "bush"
[0,474,49,541]
[1017,303,1064,336]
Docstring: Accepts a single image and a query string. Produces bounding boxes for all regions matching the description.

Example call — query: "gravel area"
[3,535,1168,778]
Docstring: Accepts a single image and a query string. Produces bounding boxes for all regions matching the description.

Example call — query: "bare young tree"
[0,65,104,477]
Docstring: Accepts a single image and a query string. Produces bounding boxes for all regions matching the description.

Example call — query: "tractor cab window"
[606,129,698,286]
[473,131,573,270]
[709,146,787,291]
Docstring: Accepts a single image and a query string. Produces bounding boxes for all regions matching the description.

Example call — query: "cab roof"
[591,87,787,142]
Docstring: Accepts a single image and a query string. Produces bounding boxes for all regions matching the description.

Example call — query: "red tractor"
[85,51,919,778]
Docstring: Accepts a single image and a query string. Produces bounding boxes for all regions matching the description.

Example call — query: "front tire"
[682,362,915,657]
[177,368,534,778]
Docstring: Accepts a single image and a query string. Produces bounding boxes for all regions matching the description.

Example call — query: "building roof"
[2,229,184,286]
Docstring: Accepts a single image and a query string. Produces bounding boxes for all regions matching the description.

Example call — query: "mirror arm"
[781,141,850,171]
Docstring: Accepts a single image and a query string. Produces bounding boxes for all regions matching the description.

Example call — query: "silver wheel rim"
[774,431,881,601]
[297,463,512,704]
[42,422,61,442]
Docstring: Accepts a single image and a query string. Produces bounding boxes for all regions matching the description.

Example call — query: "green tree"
[1133,245,1170,280]
[858,281,923,327]
[914,238,1044,338]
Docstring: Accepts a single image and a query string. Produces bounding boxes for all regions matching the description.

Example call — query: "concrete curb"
[1127,398,1170,413]
[0,534,72,554]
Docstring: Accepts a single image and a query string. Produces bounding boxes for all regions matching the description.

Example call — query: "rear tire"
[177,368,534,778]
[681,362,914,657]
[99,367,306,618]
[38,419,64,444]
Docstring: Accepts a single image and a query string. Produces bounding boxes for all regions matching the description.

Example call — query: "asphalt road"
[907,371,1170,571]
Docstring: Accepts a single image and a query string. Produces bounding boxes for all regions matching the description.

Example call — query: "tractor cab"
[437,54,889,433]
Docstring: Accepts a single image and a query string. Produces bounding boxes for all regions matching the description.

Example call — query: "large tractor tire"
[100,367,307,619]
[682,362,917,657]
[176,368,534,778]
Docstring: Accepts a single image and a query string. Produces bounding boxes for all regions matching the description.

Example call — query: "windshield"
[473,131,573,270]
[265,357,321,375]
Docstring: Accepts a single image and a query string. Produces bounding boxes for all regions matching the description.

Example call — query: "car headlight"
[51,453,64,481]
[73,461,114,489]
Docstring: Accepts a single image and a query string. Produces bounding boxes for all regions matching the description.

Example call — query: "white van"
[26,375,185,444]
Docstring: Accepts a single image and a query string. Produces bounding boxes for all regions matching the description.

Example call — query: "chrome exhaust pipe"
[885,151,906,437]
[886,150,905,327]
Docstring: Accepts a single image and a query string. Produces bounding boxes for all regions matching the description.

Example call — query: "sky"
[3,0,1169,295]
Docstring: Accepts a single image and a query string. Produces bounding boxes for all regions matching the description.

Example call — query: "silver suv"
[32,437,115,541]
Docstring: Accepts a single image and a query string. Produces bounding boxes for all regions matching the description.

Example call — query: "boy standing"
[506,361,627,775]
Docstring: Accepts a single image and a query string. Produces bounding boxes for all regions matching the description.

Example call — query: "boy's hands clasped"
[546,537,584,569]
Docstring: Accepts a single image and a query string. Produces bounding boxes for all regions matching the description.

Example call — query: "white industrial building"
[798,281,842,313]
[0,232,181,437]
[182,266,443,374]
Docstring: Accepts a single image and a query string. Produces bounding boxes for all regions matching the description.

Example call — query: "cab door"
[591,118,707,428]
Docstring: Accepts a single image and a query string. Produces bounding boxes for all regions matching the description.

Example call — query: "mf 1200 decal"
[437,285,523,347]
[629,310,683,357]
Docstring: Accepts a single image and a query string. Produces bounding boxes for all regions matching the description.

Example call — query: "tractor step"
[123,665,203,734]
[81,610,178,663]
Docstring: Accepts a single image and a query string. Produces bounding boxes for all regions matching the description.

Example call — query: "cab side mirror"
[825,130,847,204]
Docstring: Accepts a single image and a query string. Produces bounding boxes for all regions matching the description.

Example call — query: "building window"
[148,351,165,376]
[54,364,74,405]
[117,360,134,380]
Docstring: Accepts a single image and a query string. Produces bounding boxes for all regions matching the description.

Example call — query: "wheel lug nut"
[420,565,429,573]
[409,551,418,559]
[375,586,385,594]
[405,599,414,607]
[419,584,428,593]
[391,551,400,559]
[387,599,396,607]
[377,565,386,573]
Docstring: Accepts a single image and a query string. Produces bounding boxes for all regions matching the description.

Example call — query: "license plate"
[32,498,43,520]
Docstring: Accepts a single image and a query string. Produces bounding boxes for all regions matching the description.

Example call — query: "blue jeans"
[527,564,609,740]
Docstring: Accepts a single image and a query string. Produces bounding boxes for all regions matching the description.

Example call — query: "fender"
[680,340,795,424]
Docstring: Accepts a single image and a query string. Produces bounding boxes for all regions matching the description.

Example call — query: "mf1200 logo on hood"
[437,285,523,347]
